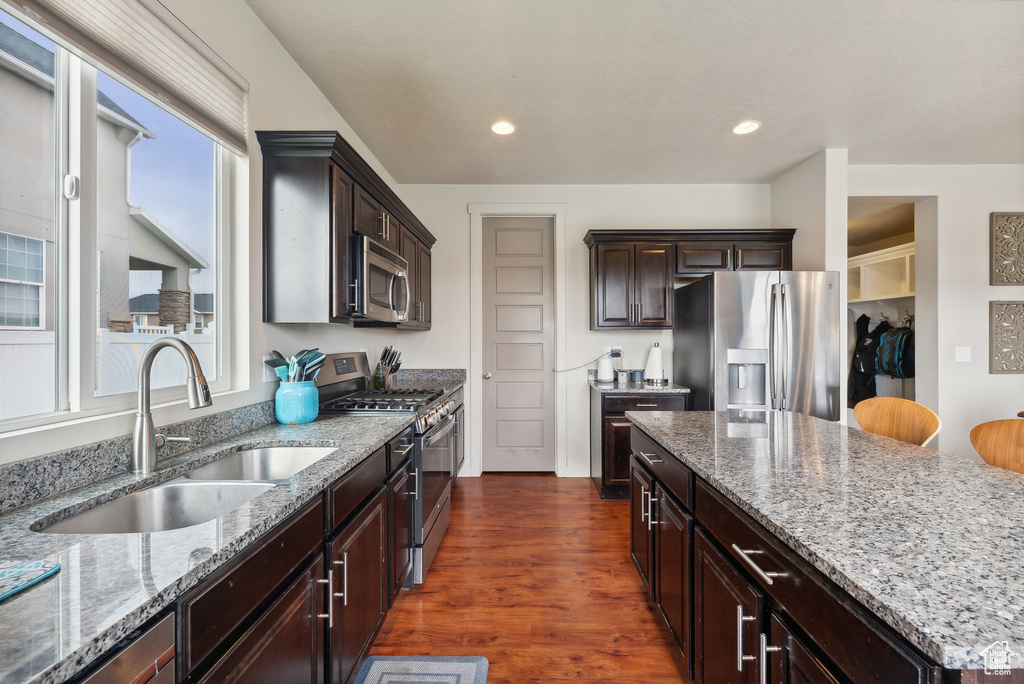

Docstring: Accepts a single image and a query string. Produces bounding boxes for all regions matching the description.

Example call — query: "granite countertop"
[589,380,690,394]
[0,413,416,684]
[626,410,1024,670]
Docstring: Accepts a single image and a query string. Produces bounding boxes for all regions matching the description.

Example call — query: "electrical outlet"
[262,355,275,383]
[587,368,597,381]
[610,346,622,357]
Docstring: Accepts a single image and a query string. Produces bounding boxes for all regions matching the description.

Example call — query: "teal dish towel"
[0,561,60,602]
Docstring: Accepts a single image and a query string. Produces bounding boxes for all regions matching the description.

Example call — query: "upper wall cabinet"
[584,229,795,330]
[257,131,435,326]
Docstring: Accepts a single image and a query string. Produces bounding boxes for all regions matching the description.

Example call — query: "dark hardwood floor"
[371,473,684,683]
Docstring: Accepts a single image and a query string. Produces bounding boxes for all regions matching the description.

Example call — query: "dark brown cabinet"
[328,488,387,684]
[399,227,431,329]
[765,613,842,684]
[676,241,733,273]
[584,230,794,330]
[655,487,693,679]
[354,184,400,252]
[387,460,414,604]
[695,528,764,684]
[590,242,673,329]
[257,131,434,327]
[590,389,688,498]
[197,555,325,684]
[81,613,175,684]
[629,460,653,591]
[630,424,936,684]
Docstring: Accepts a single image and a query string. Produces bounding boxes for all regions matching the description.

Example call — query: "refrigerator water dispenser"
[726,348,768,409]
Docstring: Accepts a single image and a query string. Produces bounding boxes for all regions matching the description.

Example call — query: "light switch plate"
[955,347,971,362]
[262,355,275,382]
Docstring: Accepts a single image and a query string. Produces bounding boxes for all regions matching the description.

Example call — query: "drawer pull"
[759,633,783,684]
[393,443,414,456]
[639,451,664,466]
[647,497,658,531]
[737,605,756,671]
[731,544,787,585]
[410,468,419,499]
[635,403,658,407]
[640,485,649,523]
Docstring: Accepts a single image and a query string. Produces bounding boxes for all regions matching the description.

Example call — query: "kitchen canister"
[275,381,319,424]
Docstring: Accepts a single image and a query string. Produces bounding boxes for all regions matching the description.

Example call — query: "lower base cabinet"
[329,488,387,684]
[655,487,693,679]
[694,528,763,684]
[197,555,325,684]
[630,425,936,684]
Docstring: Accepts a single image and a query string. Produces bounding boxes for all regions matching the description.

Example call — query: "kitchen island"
[627,409,1024,680]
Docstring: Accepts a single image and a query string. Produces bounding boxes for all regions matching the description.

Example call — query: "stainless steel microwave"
[352,235,410,323]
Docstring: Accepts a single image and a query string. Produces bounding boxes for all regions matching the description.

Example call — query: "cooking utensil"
[274,366,289,382]
[264,357,289,371]
[271,350,286,361]
[288,357,298,382]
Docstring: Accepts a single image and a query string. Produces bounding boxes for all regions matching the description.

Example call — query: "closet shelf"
[848,242,914,302]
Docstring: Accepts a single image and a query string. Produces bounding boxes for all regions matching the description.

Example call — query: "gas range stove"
[315,352,457,434]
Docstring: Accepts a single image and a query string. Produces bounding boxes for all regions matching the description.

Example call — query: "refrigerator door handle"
[780,282,789,410]
[769,283,778,409]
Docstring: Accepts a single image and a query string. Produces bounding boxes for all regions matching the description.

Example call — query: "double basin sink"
[36,446,338,535]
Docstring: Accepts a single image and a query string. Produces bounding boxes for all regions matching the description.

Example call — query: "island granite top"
[626,409,1024,670]
[0,412,416,684]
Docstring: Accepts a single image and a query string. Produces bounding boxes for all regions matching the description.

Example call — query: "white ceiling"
[244,0,1024,185]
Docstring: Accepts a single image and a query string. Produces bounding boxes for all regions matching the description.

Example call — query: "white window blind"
[12,0,249,154]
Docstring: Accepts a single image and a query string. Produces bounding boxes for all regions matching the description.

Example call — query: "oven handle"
[421,414,456,446]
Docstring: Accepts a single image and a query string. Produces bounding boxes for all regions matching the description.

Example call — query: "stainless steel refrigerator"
[673,271,840,421]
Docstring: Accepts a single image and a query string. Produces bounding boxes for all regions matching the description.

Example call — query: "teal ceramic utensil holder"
[275,381,318,424]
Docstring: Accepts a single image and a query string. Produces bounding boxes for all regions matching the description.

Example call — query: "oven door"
[354,235,410,322]
[414,414,456,544]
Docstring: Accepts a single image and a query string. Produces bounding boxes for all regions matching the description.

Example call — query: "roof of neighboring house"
[130,293,214,314]
[129,207,211,270]
[0,22,153,136]
[194,293,213,314]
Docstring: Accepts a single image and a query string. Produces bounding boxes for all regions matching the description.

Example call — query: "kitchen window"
[0,5,238,426]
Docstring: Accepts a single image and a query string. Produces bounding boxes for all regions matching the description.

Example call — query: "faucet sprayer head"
[186,372,212,409]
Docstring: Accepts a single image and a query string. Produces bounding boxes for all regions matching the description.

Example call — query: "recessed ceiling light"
[491,121,516,135]
[732,120,762,135]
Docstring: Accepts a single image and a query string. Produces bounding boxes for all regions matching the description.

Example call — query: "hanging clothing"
[876,327,915,379]
[849,314,881,406]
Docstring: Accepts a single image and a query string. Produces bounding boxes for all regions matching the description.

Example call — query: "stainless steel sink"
[36,480,274,534]
[184,446,338,482]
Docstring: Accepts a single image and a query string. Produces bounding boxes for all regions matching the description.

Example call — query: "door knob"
[483,373,492,379]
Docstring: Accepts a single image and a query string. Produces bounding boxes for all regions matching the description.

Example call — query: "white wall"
[770,150,850,418]
[849,165,1024,461]
[397,184,772,475]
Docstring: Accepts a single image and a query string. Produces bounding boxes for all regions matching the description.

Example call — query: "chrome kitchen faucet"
[132,337,213,475]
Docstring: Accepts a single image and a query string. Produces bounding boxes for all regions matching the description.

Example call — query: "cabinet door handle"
[647,497,658,531]
[410,468,419,499]
[635,403,658,408]
[640,485,648,523]
[638,302,643,324]
[737,605,757,671]
[731,544,787,586]
[334,554,348,606]
[639,451,663,466]
[393,443,414,456]
[760,633,783,684]
[316,569,333,628]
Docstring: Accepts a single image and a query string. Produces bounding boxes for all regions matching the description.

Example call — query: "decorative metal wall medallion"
[991,213,1024,284]
[991,301,1024,373]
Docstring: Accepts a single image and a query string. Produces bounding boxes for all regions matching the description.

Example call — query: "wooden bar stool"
[970,420,1024,475]
[853,397,941,447]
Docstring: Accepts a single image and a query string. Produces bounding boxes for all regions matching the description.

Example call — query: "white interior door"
[482,217,555,472]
